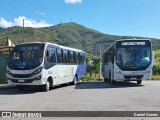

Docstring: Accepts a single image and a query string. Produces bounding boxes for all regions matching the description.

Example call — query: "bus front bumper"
[7,76,45,85]
[114,71,151,81]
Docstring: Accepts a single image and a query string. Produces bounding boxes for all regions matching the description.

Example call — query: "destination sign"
[20,46,41,51]
[122,42,145,46]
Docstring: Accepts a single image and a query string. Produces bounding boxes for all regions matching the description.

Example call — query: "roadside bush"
[152,65,160,74]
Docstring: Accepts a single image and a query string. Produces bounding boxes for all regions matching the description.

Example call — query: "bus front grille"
[12,74,31,78]
[124,75,143,80]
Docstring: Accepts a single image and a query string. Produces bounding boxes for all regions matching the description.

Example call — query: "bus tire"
[137,80,142,85]
[72,76,77,85]
[16,85,24,91]
[109,71,112,82]
[104,78,109,82]
[109,71,115,84]
[111,80,116,84]
[44,80,50,91]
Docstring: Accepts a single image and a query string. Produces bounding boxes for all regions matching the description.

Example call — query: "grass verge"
[152,75,160,80]
[80,73,104,82]
[80,76,97,82]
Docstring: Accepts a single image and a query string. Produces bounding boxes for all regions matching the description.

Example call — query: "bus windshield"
[8,44,44,70]
[116,41,151,71]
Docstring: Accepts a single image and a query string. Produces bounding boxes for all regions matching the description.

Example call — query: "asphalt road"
[0,80,160,119]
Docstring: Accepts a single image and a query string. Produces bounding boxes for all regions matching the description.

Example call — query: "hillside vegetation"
[0,22,160,55]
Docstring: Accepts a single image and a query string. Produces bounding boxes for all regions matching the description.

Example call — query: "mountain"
[0,22,160,55]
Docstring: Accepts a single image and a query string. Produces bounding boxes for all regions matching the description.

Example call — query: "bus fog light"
[34,76,41,80]
[115,68,121,74]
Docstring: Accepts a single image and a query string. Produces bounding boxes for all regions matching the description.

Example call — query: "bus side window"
[75,52,78,64]
[112,53,114,63]
[68,50,70,63]
[70,51,74,63]
[46,47,56,63]
[82,53,85,63]
[78,53,80,64]
[111,48,115,63]
[57,48,62,63]
[63,50,68,63]
[79,53,84,64]
[73,52,76,63]
[61,49,64,63]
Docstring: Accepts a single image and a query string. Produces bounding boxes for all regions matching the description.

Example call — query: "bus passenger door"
[44,46,58,85]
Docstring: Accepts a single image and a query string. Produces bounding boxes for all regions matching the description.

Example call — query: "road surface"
[0,80,160,119]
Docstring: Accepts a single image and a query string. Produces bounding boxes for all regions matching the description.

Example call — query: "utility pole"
[99,43,102,80]
[95,42,111,80]
[22,19,25,42]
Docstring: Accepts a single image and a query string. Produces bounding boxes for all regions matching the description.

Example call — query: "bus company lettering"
[122,42,145,46]
[20,46,40,51]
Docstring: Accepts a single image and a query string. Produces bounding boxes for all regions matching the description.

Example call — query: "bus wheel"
[16,85,24,91]
[109,71,115,84]
[137,80,142,85]
[72,76,77,85]
[44,80,50,91]
[109,71,112,82]
[104,78,108,82]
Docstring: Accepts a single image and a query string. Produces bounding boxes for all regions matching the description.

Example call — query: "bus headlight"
[31,67,42,77]
[7,70,13,77]
[146,67,152,73]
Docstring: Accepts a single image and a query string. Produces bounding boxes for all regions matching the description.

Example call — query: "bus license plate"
[18,80,25,83]
[130,78,137,80]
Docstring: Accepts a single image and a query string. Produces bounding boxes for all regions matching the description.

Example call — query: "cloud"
[64,0,82,4]
[0,18,13,27]
[35,11,45,16]
[0,16,53,28]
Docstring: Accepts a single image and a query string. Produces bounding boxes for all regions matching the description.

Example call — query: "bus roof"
[15,42,85,53]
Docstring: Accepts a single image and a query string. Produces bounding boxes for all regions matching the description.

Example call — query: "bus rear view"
[103,39,152,84]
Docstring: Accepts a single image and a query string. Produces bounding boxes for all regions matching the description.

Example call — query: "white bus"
[7,42,86,91]
[102,39,152,84]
